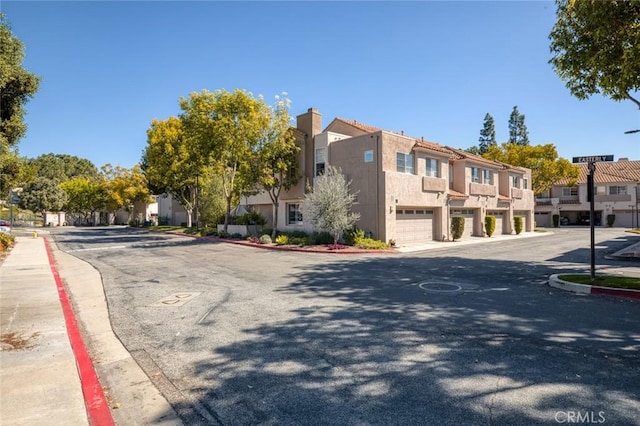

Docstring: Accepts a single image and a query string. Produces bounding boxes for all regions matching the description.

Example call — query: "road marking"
[150,292,202,307]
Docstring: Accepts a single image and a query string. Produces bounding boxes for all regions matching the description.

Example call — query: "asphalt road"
[51,227,640,426]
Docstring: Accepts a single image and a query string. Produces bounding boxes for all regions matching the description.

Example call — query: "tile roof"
[413,139,454,156]
[445,146,505,169]
[559,160,640,185]
[448,189,468,199]
[331,118,382,133]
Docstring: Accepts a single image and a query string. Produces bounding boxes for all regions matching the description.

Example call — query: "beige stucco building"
[535,159,640,228]
[242,108,535,246]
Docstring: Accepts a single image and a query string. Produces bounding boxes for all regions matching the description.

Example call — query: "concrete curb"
[48,237,183,425]
[549,274,640,300]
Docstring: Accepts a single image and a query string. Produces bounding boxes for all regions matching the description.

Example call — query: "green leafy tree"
[101,164,152,222]
[483,143,578,195]
[0,144,34,196]
[507,106,529,145]
[19,177,67,220]
[29,153,99,182]
[142,116,200,227]
[0,13,41,147]
[302,165,360,245]
[549,0,640,109]
[181,89,270,232]
[478,113,497,154]
[61,177,106,225]
[257,94,301,238]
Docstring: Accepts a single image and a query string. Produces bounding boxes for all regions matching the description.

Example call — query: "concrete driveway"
[51,227,640,425]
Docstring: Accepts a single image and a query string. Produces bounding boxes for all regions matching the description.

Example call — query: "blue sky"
[4,1,639,169]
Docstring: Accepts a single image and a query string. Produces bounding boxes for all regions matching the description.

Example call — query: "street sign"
[572,155,614,163]
[9,192,20,205]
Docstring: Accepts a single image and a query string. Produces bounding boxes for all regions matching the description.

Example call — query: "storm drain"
[150,292,202,307]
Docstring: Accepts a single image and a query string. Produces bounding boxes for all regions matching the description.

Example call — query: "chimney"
[619,157,629,161]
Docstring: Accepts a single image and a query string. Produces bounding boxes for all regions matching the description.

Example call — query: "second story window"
[471,167,480,183]
[396,152,414,174]
[523,177,528,190]
[594,186,606,196]
[511,175,520,188]
[483,169,492,185]
[562,186,578,196]
[609,185,627,195]
[315,149,325,177]
[425,158,439,177]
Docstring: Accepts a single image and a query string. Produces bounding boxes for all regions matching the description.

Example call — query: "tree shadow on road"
[176,253,640,425]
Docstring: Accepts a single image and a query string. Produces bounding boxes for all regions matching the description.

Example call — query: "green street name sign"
[572,155,614,164]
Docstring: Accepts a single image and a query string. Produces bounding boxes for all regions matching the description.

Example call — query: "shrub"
[259,234,272,244]
[230,232,242,239]
[552,214,560,228]
[234,211,267,226]
[514,216,523,234]
[343,226,365,246]
[218,230,229,238]
[485,215,496,237]
[309,231,334,245]
[606,214,615,227]
[287,230,308,239]
[0,233,16,252]
[354,237,390,250]
[289,237,308,246]
[275,235,289,245]
[451,216,465,241]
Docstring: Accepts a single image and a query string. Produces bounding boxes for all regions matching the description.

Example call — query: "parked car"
[560,216,569,225]
[0,220,10,233]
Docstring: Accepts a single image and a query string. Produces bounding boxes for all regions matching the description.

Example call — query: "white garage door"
[395,209,434,244]
[486,211,504,235]
[451,209,475,237]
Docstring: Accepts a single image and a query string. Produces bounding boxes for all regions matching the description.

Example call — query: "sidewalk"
[0,236,89,425]
[0,236,181,425]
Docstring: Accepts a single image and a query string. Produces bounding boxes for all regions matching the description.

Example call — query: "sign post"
[572,155,614,281]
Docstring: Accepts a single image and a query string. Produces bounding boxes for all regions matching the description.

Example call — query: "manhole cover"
[419,282,462,293]
[417,281,480,294]
[150,292,202,307]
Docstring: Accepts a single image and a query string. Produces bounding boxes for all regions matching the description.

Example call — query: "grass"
[627,229,640,235]
[534,229,547,233]
[558,274,640,290]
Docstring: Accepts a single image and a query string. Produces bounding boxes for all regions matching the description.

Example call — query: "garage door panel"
[395,210,433,244]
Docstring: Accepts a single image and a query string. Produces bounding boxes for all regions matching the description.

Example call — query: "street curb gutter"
[549,274,640,299]
[48,238,183,425]
[44,239,114,426]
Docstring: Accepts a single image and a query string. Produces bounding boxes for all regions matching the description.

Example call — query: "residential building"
[535,159,640,228]
[243,108,535,246]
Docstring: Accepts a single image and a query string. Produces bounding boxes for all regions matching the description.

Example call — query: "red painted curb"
[44,239,114,426]
[590,286,640,299]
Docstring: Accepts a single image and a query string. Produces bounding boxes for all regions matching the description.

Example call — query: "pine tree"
[478,113,497,154]
[507,106,529,145]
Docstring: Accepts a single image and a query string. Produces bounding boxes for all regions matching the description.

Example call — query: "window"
[594,186,606,196]
[511,175,520,188]
[523,177,528,190]
[425,158,439,177]
[315,149,325,177]
[364,150,374,163]
[539,189,550,198]
[471,167,480,183]
[396,152,414,174]
[609,185,627,195]
[287,203,303,225]
[562,187,578,196]
[483,169,492,185]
